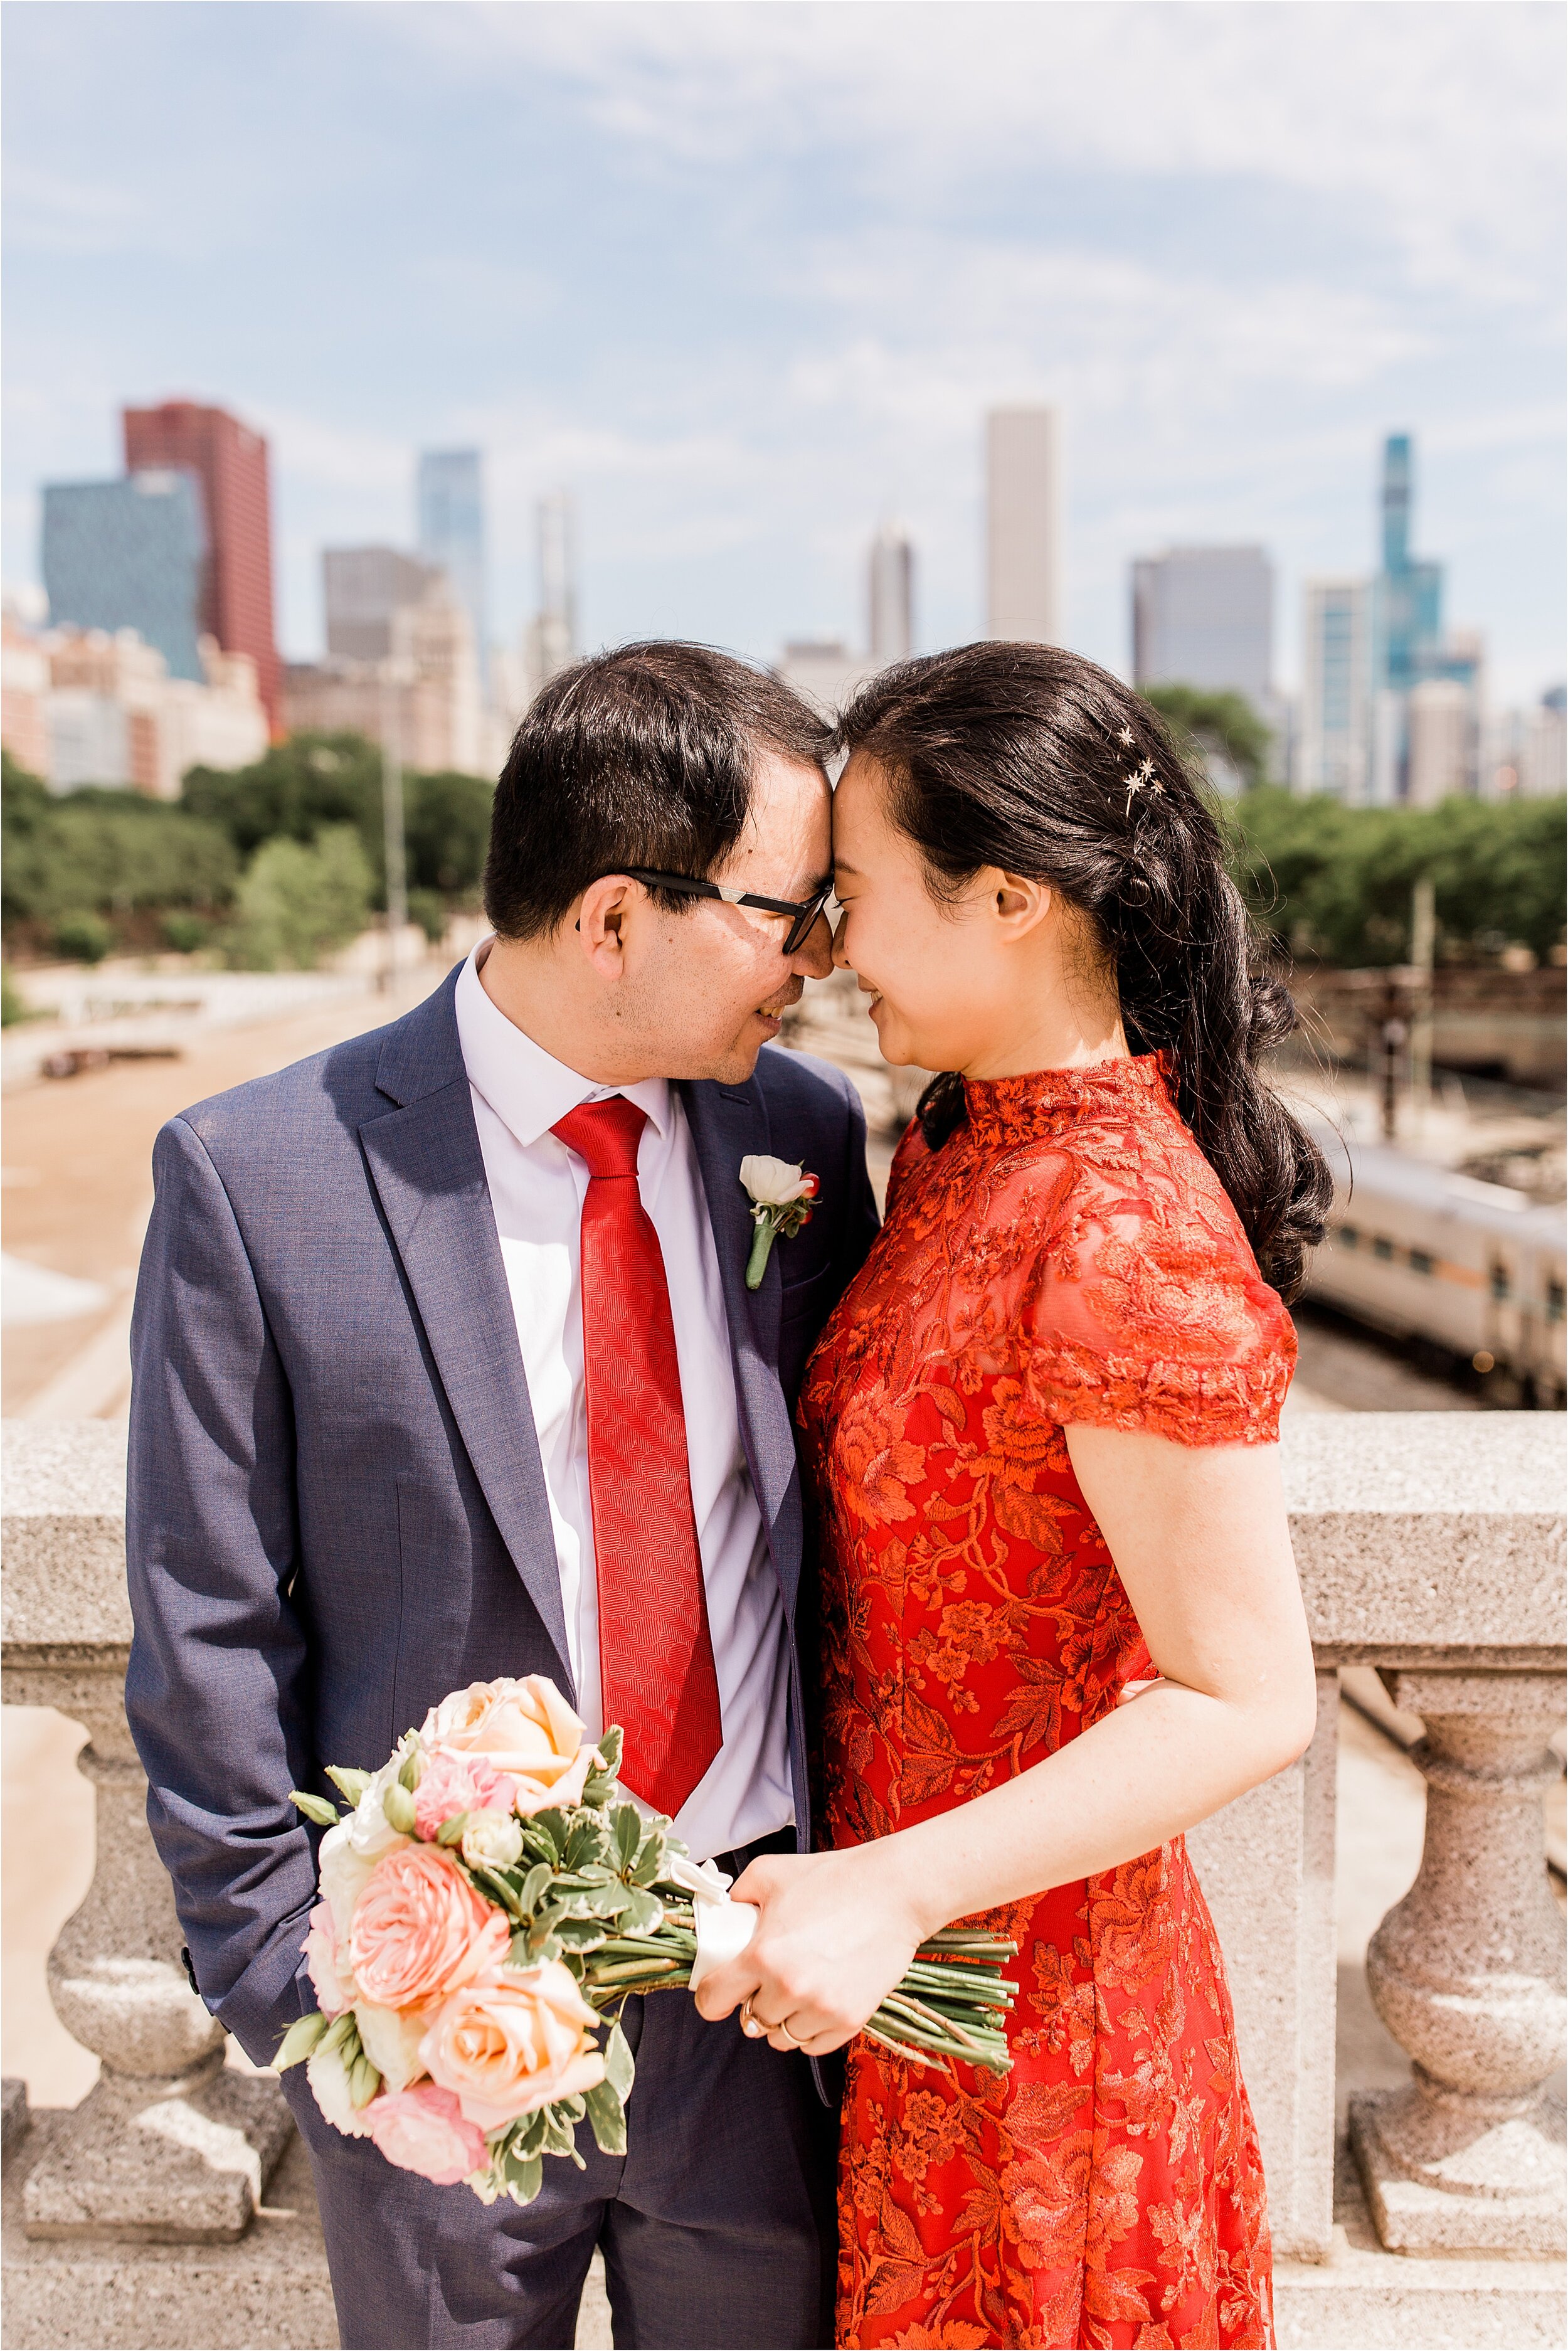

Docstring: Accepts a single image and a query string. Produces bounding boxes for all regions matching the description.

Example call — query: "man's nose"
[792,909,835,980]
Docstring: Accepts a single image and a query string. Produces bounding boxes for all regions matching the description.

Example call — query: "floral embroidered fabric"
[798,1057,1290,2348]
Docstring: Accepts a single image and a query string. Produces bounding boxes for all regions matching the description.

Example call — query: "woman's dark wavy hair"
[835,642,1331,1302]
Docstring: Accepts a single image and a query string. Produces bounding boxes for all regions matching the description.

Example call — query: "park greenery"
[1,726,1562,979]
[2,736,494,970]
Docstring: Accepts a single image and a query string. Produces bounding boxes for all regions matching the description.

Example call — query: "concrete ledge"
[1274,2140,1568,2348]
[1,1421,132,1655]
[3,2121,339,2351]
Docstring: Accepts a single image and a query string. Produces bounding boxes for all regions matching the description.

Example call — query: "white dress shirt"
[453,945,795,1863]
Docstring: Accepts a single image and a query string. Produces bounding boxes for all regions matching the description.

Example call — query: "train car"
[1306,1125,1566,1407]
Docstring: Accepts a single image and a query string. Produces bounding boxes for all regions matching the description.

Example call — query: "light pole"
[379,661,409,996]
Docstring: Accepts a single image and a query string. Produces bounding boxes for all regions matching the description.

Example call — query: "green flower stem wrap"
[744,1199,813,1291]
[285,1720,1017,2209]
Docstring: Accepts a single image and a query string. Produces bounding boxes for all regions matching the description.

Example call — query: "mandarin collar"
[454,943,673,1151]
[960,1054,1168,1144]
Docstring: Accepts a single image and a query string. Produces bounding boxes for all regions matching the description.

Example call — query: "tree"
[3,751,238,940]
[1140,685,1273,793]
[225,826,373,970]
[1225,790,1567,966]
[403,770,494,898]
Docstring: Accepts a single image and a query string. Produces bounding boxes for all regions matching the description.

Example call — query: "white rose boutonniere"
[738,1154,819,1290]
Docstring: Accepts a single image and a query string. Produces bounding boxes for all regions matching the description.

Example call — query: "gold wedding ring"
[741,1995,800,2047]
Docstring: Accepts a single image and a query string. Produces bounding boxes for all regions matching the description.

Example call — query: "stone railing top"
[1279,1414,1565,1661]
[1,1414,1562,1665]
[2,1420,130,1655]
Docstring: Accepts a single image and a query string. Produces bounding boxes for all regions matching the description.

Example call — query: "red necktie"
[551,1096,722,1818]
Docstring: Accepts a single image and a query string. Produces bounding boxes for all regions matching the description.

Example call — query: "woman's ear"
[993,872,1051,934]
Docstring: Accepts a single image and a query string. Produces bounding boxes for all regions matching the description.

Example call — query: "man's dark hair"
[483,642,832,940]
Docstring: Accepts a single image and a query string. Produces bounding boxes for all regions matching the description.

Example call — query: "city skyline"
[3,4,1562,701]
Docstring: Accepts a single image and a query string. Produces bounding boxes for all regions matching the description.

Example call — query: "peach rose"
[364,2083,490,2186]
[412,1748,513,1841]
[348,1844,511,2010]
[419,1961,607,2131]
[302,1901,356,2019]
[420,1677,598,1816]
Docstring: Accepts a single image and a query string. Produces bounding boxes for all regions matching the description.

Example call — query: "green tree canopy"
[3,752,238,933]
[1140,685,1273,792]
[1226,790,1567,966]
[225,826,374,970]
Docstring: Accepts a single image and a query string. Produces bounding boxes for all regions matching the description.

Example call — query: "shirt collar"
[454,944,673,1151]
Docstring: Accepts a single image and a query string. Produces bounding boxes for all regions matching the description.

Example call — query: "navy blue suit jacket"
[125,969,878,2066]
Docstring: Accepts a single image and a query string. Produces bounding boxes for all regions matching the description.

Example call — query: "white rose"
[354,2000,429,2093]
[306,2041,372,2136]
[318,1821,377,1943]
[739,1154,813,1209]
[460,1810,524,1872]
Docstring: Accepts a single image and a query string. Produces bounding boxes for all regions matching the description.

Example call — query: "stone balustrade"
[2,1414,1563,2350]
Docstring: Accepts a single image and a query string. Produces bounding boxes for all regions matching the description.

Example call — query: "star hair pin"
[1123,756,1163,817]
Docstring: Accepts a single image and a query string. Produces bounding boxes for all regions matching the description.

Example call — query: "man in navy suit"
[125,644,879,2349]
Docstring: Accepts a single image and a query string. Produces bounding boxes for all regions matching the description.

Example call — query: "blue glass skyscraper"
[417,450,487,689]
[1374,435,1444,696]
[41,470,206,679]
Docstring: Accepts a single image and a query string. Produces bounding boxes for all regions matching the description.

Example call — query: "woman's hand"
[691,1845,929,2056]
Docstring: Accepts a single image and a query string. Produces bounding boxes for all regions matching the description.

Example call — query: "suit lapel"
[361,983,572,1687]
[679,1076,802,1613]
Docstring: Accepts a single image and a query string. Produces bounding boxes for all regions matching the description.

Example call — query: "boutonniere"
[739,1155,819,1291]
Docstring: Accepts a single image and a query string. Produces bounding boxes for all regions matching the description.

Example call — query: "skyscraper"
[1300,578,1371,800]
[122,401,280,730]
[1130,546,1273,711]
[323,547,444,662]
[868,524,914,664]
[985,406,1061,645]
[41,472,206,681]
[525,492,578,698]
[418,451,487,689]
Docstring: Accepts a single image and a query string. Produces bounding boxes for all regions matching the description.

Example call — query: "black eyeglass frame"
[618,868,834,956]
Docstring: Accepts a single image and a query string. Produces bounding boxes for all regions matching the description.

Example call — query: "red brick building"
[122,400,280,732]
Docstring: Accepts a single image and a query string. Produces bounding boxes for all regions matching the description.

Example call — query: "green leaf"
[553,1916,611,1951]
[617,1887,665,1936]
[603,2017,635,2102]
[273,2010,330,2071]
[514,2109,549,2159]
[613,1805,642,1869]
[527,1808,571,1857]
[583,2080,627,2157]
[517,1862,554,1916]
[503,2153,543,2206]
[320,2010,357,2056]
[289,1790,341,1828]
[563,1817,611,1871]
[435,1812,470,1847]
[595,1725,624,1778]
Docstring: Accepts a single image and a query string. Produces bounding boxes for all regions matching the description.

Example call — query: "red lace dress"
[798,1058,1293,2351]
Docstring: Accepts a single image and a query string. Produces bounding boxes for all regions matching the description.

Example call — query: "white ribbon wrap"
[666,1854,761,1993]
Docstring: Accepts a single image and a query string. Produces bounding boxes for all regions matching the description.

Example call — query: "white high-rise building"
[526,492,578,699]
[1131,546,1273,710]
[985,407,1061,645]
[1300,578,1372,801]
[868,524,914,664]
[1406,679,1473,807]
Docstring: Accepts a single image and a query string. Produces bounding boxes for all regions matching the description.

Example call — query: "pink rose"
[301,1901,355,2018]
[412,1748,513,1841]
[420,1960,607,2132]
[364,2082,490,2186]
[419,1677,599,1817]
[349,1844,511,2010]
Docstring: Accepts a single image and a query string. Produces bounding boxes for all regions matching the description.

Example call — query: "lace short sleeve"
[1022,1161,1295,1446]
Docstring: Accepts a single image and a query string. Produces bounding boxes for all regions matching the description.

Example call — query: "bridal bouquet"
[277,1676,1015,2207]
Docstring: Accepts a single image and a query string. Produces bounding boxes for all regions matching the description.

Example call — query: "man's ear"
[575,876,635,974]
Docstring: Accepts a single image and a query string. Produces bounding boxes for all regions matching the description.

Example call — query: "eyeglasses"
[620,869,835,957]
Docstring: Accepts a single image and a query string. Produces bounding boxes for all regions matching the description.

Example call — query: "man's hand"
[691,1846,928,2056]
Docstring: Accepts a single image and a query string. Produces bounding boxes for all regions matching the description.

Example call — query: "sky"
[3,1,1564,703]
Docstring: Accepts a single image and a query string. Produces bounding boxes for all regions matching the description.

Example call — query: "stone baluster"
[1348,1667,1567,2256]
[1,1423,292,2244]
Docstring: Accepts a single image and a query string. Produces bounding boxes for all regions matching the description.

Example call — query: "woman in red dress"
[694,645,1330,2349]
